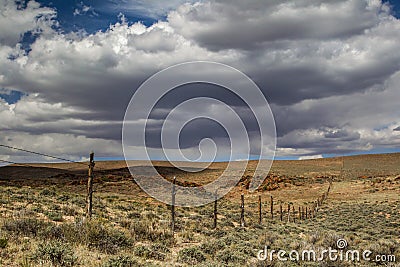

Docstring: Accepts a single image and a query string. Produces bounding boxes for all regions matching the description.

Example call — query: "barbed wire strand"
[0,144,113,172]
[0,159,42,168]
[0,144,88,165]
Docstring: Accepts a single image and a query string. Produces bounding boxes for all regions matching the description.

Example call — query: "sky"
[0,0,400,163]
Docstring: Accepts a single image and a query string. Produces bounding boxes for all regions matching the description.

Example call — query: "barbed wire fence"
[0,144,114,219]
[8,142,400,234]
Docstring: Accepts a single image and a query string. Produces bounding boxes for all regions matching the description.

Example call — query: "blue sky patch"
[37,0,159,34]
[0,90,25,104]
[33,0,400,35]
[384,0,400,17]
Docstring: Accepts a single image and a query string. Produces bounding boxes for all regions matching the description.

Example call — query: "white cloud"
[73,3,98,17]
[104,0,199,19]
[0,0,56,46]
[0,0,400,162]
[298,155,323,160]
[168,0,390,50]
[0,132,122,162]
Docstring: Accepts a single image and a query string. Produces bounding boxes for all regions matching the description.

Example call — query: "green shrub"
[57,195,70,202]
[149,250,166,261]
[200,240,226,255]
[115,205,129,211]
[150,243,170,254]
[60,221,131,254]
[234,242,256,257]
[50,204,62,211]
[129,220,173,244]
[102,255,138,267]
[33,241,77,266]
[126,212,141,219]
[133,244,167,261]
[31,205,44,213]
[42,225,64,240]
[39,189,56,197]
[0,238,8,249]
[143,211,158,220]
[209,229,228,238]
[197,261,224,267]
[134,245,150,257]
[220,234,240,246]
[178,246,206,265]
[46,211,63,222]
[2,217,47,236]
[216,248,246,265]
[62,206,79,216]
[85,222,131,254]
[70,197,85,206]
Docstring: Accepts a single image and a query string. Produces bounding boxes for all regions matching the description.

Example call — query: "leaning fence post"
[258,195,262,225]
[270,196,274,220]
[240,194,245,227]
[86,152,95,219]
[213,191,218,229]
[171,177,176,233]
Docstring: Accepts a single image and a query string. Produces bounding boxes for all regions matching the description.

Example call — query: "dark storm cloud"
[0,0,400,160]
[324,129,361,141]
[277,127,366,156]
[169,0,382,51]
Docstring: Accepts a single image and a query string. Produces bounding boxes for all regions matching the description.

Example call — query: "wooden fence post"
[292,205,296,223]
[280,205,283,222]
[298,206,301,221]
[270,196,274,220]
[240,194,245,227]
[213,191,218,229]
[86,152,95,219]
[171,177,176,233]
[287,204,290,223]
[258,195,262,225]
[306,207,308,219]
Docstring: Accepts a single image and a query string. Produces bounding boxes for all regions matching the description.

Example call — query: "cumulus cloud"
[104,0,198,19]
[168,0,389,50]
[0,94,122,160]
[0,0,56,46]
[74,3,98,17]
[298,155,323,160]
[0,0,400,162]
